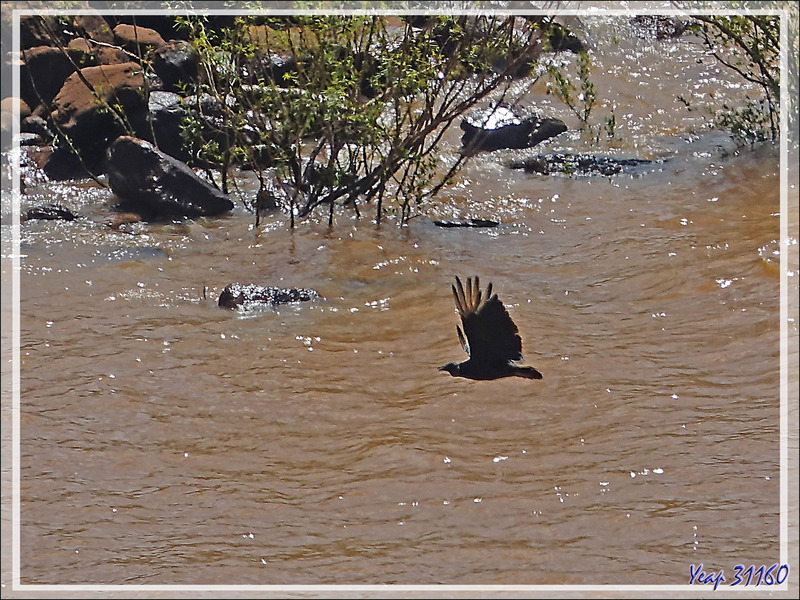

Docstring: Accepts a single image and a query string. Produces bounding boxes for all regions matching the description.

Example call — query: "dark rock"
[41,146,97,180]
[178,93,244,165]
[461,105,567,153]
[433,218,500,228]
[258,52,299,84]
[544,22,587,54]
[218,282,320,310]
[489,46,541,79]
[107,136,234,218]
[150,40,199,92]
[255,184,282,214]
[20,15,67,50]
[402,15,435,29]
[238,26,300,85]
[241,24,302,78]
[130,90,190,161]
[20,45,96,108]
[22,204,78,222]
[509,153,655,177]
[113,24,167,54]
[50,62,149,164]
[21,114,53,141]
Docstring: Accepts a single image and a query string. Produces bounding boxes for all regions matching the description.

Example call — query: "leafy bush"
[176,14,551,225]
[691,14,782,145]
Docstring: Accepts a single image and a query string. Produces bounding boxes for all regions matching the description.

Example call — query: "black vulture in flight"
[439,276,542,381]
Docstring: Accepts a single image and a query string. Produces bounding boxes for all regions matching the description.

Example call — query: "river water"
[2,14,798,593]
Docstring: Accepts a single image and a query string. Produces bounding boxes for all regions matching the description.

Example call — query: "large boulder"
[50,62,149,163]
[107,136,234,219]
[112,24,167,54]
[460,105,567,153]
[150,40,199,92]
[131,90,191,161]
[20,45,96,108]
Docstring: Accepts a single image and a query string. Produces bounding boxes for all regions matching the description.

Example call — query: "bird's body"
[440,276,542,381]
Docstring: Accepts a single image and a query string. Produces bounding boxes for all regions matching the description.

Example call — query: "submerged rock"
[461,106,567,153]
[543,22,587,53]
[218,283,320,311]
[433,218,500,228]
[107,136,234,219]
[509,153,655,177]
[22,204,78,222]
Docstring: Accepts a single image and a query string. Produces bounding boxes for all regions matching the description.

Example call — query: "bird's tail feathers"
[513,365,543,380]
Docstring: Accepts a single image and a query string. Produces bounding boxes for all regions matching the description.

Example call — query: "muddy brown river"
[2,12,798,596]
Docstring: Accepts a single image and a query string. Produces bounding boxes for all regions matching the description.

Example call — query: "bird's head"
[439,362,461,376]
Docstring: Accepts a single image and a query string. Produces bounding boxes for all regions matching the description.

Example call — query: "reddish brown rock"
[50,62,148,149]
[72,14,116,44]
[67,38,129,65]
[113,24,166,54]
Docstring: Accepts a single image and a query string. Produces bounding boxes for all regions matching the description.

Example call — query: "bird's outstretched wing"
[451,276,524,364]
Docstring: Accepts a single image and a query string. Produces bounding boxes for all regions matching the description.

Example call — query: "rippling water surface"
[2,14,797,590]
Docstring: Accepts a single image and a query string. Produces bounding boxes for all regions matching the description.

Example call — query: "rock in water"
[107,136,234,219]
[433,218,499,228]
[460,105,567,153]
[22,204,78,222]
[50,62,147,156]
[218,283,320,311]
[508,153,655,177]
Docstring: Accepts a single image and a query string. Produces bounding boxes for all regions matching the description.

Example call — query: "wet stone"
[22,204,78,222]
[508,153,655,177]
[433,218,500,228]
[218,283,320,311]
[461,106,567,153]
